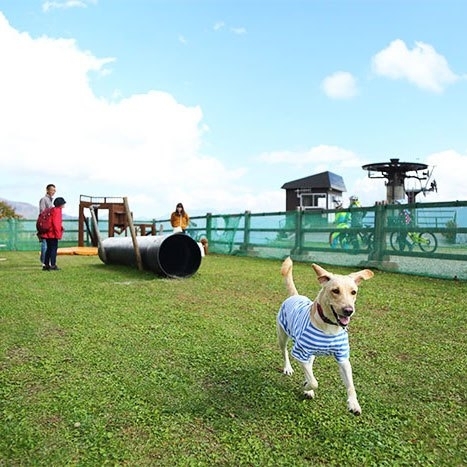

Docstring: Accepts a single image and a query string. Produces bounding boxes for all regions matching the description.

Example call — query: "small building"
[281,171,346,211]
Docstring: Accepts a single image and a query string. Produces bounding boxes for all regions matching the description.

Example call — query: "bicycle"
[329,225,374,251]
[389,230,438,253]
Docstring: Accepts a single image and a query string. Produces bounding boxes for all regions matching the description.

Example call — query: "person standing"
[330,201,350,248]
[170,202,190,233]
[38,184,56,266]
[41,197,66,271]
[349,195,364,250]
[349,195,363,228]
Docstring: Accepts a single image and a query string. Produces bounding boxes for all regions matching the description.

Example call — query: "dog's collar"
[316,303,347,329]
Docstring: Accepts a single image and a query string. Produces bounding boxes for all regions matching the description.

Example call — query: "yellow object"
[170,212,190,230]
[58,247,98,256]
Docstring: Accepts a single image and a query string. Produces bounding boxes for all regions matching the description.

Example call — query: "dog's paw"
[303,389,315,399]
[305,376,318,390]
[347,398,361,415]
[303,375,318,394]
[283,364,294,376]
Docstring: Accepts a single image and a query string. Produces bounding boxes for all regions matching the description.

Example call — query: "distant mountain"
[0,198,38,219]
[0,198,76,219]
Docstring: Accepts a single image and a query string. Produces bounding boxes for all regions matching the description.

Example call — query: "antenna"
[421,166,437,196]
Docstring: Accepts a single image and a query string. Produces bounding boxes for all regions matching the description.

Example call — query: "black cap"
[53,197,66,207]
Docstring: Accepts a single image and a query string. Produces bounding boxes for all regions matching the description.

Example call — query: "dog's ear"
[311,263,333,284]
[349,269,374,284]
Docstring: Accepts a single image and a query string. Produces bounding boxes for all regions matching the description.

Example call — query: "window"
[300,193,326,210]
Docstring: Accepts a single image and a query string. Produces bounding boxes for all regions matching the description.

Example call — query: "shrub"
[443,219,457,244]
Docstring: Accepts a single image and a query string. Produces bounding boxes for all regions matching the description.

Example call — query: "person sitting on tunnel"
[170,202,190,233]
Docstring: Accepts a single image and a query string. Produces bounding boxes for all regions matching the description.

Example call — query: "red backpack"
[36,207,54,235]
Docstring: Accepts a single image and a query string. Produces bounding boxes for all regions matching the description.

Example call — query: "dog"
[276,257,374,415]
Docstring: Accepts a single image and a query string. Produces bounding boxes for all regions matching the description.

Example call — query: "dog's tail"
[281,256,298,296]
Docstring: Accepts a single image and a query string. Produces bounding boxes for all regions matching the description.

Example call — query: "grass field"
[1,251,466,466]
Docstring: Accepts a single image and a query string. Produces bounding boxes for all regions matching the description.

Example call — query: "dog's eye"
[332,288,340,294]
[351,290,357,295]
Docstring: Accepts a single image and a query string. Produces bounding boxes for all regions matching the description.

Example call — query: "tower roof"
[281,171,346,192]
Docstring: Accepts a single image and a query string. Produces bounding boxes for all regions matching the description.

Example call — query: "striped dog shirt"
[278,295,350,363]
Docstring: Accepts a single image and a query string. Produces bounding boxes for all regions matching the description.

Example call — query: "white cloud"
[0,13,261,218]
[424,150,467,201]
[372,39,460,93]
[213,21,246,36]
[322,71,358,99]
[230,27,247,35]
[2,12,464,219]
[42,0,94,12]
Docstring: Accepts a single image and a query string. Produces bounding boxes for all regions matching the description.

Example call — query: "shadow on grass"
[150,341,344,425]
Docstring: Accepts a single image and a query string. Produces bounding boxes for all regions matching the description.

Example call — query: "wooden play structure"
[78,195,156,247]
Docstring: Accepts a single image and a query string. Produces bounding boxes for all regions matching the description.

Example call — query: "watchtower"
[362,158,437,204]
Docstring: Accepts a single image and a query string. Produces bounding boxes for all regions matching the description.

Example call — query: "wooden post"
[293,208,303,254]
[123,197,143,271]
[242,210,251,252]
[78,204,84,247]
[373,203,387,262]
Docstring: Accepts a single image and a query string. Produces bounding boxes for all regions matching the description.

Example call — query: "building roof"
[281,171,346,192]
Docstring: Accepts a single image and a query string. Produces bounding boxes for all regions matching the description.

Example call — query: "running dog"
[277,257,374,415]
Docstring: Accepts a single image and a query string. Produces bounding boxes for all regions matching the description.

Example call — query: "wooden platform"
[58,246,99,256]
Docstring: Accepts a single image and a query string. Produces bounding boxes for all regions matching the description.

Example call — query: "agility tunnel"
[98,234,202,278]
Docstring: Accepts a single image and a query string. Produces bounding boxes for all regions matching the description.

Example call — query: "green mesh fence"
[0,219,83,251]
[183,202,467,280]
[2,201,467,279]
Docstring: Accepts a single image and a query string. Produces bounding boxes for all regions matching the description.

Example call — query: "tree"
[0,201,22,219]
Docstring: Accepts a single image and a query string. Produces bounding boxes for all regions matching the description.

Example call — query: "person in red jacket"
[42,197,66,271]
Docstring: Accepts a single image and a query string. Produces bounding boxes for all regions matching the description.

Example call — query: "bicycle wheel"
[363,233,374,251]
[418,232,438,253]
[329,231,350,249]
[389,232,404,251]
[340,232,352,249]
[329,231,338,248]
[349,232,360,250]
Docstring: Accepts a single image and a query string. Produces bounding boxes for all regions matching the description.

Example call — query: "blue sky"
[1,0,466,219]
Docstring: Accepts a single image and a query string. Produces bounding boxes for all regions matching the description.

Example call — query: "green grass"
[1,251,466,466]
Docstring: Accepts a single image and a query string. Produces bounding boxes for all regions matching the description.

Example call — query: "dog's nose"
[342,307,354,317]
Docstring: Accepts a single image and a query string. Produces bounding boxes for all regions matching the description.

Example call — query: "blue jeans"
[40,238,47,264]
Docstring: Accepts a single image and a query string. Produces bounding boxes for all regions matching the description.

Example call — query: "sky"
[1,0,467,219]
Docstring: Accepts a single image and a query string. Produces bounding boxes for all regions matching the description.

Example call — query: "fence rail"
[1,201,467,279]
